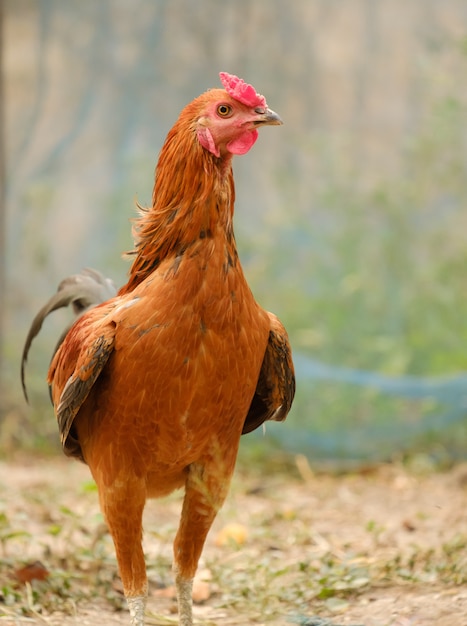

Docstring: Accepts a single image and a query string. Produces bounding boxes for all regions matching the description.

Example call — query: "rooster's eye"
[217,104,232,118]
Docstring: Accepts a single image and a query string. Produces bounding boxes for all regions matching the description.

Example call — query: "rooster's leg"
[98,478,148,626]
[173,459,234,626]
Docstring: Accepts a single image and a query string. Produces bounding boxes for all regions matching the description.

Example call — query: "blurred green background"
[2,0,467,466]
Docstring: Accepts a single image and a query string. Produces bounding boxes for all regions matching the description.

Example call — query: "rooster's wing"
[242,313,295,435]
[48,317,116,460]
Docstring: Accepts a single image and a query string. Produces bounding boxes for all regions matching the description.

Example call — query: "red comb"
[219,72,267,108]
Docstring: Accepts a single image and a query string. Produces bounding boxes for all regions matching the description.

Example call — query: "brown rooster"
[39,73,294,626]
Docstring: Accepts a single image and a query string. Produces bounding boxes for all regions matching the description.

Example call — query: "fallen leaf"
[402,518,417,532]
[14,561,49,583]
[215,522,248,546]
[192,579,211,603]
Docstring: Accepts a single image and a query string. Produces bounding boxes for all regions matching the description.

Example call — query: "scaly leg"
[127,595,147,626]
[175,575,193,626]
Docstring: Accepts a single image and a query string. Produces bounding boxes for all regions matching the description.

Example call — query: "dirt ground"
[0,456,466,626]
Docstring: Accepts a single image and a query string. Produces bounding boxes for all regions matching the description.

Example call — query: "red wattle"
[226,130,258,155]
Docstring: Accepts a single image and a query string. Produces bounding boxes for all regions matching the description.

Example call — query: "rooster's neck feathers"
[120,98,236,295]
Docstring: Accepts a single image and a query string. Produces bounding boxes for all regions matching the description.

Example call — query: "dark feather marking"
[57,330,115,461]
[242,326,295,435]
[169,251,185,275]
[199,228,213,240]
[223,247,237,275]
[137,323,162,338]
[225,223,235,245]
[138,256,161,275]
[167,208,179,224]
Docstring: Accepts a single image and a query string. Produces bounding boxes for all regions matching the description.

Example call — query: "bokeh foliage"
[2,3,467,464]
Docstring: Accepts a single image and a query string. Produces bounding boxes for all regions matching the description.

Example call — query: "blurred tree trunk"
[0,0,5,398]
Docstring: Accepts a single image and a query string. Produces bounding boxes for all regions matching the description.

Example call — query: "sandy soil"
[0,457,466,626]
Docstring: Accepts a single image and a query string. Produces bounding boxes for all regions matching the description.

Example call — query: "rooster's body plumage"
[27,73,294,626]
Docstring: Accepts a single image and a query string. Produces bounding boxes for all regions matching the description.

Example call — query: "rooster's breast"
[80,242,270,473]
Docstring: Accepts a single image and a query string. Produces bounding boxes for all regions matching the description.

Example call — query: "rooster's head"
[192,72,282,159]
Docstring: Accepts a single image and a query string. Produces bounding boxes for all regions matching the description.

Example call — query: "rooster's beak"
[253,107,283,126]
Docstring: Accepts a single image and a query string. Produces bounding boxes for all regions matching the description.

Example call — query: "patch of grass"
[379,535,467,587]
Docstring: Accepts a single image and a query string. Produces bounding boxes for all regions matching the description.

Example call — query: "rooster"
[27,73,295,626]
